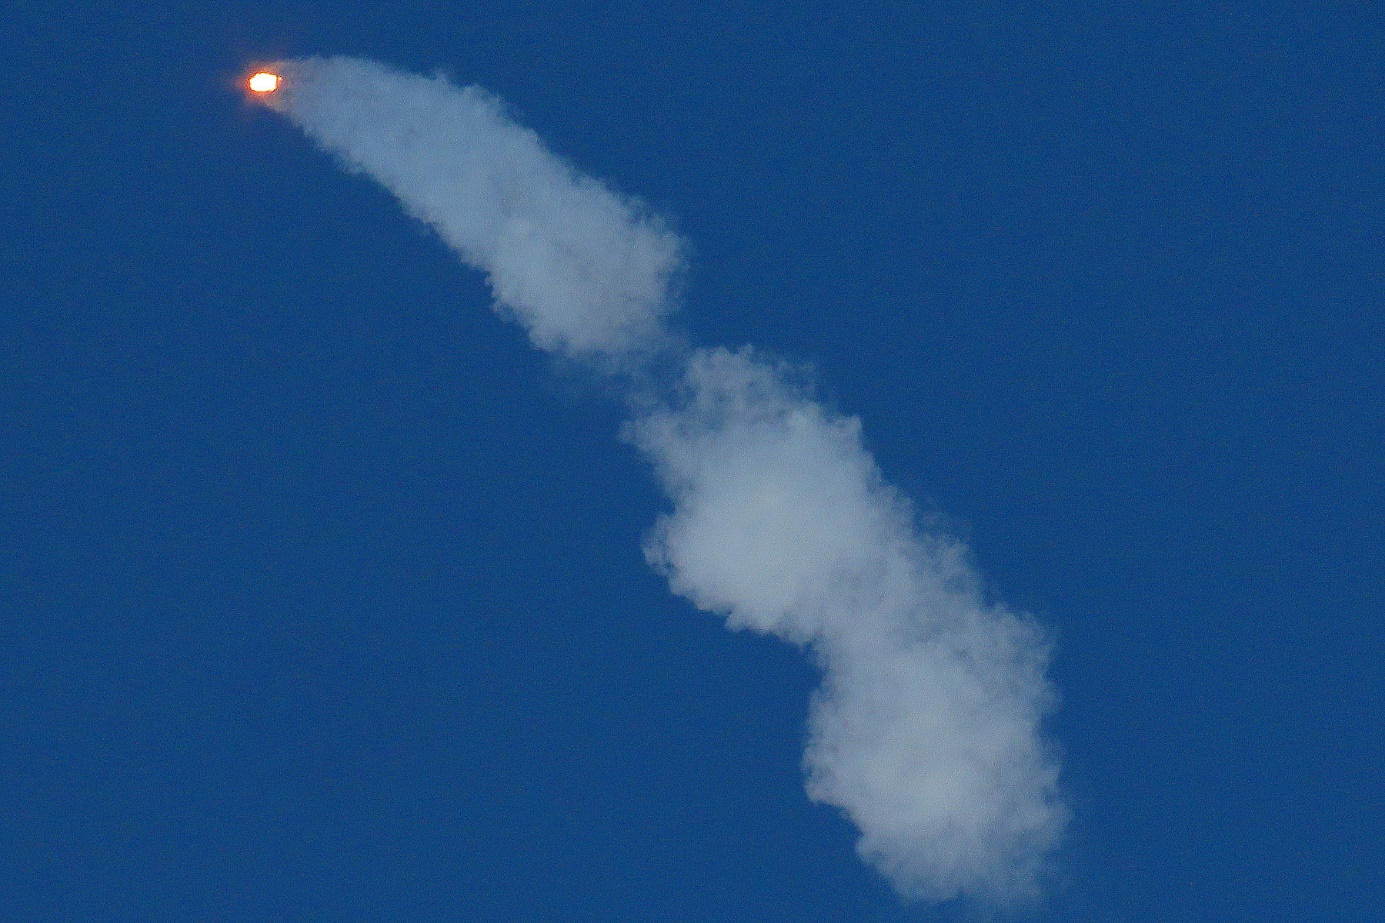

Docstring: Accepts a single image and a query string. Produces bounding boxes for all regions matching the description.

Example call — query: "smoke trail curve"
[263,57,681,360]
[257,56,1065,904]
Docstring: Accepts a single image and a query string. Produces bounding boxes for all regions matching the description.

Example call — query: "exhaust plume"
[261,57,681,359]
[258,55,1065,903]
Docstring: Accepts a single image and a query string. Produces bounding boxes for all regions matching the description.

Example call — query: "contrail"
[255,56,1065,904]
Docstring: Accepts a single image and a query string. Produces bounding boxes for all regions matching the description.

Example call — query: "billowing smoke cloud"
[259,56,1065,903]
[627,349,1062,902]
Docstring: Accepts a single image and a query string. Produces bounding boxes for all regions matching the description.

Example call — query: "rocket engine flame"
[248,72,280,94]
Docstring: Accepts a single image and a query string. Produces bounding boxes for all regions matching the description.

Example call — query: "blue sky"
[2,3,1382,920]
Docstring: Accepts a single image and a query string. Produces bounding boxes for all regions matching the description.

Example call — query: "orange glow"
[248,72,280,93]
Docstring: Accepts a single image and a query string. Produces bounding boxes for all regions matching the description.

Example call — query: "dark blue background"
[2,3,1381,920]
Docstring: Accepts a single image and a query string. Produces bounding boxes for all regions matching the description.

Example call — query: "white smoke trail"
[259,56,1065,903]
[625,348,1063,902]
[262,57,681,359]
